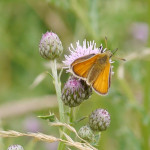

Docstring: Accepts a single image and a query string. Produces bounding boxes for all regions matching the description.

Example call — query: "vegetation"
[0,0,149,149]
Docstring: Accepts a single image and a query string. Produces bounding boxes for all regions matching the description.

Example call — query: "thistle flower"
[23,116,41,132]
[61,76,92,107]
[39,31,63,60]
[130,22,149,43]
[63,40,100,72]
[78,125,94,142]
[63,39,114,75]
[89,109,110,131]
[7,145,24,150]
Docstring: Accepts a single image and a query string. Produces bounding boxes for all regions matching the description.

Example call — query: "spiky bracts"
[89,109,110,131]
[62,76,92,107]
[39,31,63,60]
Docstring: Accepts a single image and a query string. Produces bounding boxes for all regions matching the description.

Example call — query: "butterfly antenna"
[104,36,108,49]
[111,48,126,61]
[113,56,126,61]
[112,48,118,56]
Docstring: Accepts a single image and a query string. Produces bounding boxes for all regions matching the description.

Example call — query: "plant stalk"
[51,59,66,150]
[69,107,74,124]
[51,59,65,122]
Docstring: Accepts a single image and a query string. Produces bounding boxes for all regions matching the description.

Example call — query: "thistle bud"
[39,31,63,60]
[7,145,24,150]
[78,125,94,142]
[62,76,92,107]
[89,109,110,131]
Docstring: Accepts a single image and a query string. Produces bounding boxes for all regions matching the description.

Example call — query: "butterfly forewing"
[71,54,95,66]
[71,54,100,79]
[71,52,112,95]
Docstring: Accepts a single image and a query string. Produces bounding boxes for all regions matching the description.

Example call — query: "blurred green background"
[0,0,150,149]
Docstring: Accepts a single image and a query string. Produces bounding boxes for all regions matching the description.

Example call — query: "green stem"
[51,59,65,122]
[97,132,101,149]
[51,59,65,150]
[143,2,150,150]
[141,62,150,150]
[69,108,74,124]
[71,0,97,39]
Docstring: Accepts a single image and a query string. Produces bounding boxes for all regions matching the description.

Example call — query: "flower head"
[39,31,63,60]
[7,145,24,150]
[23,116,41,132]
[63,40,101,71]
[61,76,92,107]
[78,125,94,142]
[89,108,110,131]
[130,22,149,43]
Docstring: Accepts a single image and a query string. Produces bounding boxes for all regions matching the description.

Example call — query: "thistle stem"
[141,62,150,150]
[50,59,65,122]
[51,59,66,150]
[69,108,74,124]
[97,132,101,149]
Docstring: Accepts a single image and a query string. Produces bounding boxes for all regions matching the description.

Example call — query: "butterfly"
[70,46,124,95]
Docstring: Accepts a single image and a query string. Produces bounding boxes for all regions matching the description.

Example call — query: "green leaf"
[38,113,57,122]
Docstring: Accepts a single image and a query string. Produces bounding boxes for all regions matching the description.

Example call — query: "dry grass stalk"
[0,95,57,119]
[124,48,150,61]
[30,72,48,89]
[63,132,95,150]
[117,48,150,79]
[0,130,59,143]
[0,130,97,150]
[50,122,97,150]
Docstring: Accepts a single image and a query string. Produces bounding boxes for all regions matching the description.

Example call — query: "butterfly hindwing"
[92,61,111,95]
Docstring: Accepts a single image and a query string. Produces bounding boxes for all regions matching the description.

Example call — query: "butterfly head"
[107,48,126,61]
[105,50,113,58]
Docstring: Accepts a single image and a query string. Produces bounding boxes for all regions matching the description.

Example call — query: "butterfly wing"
[92,61,111,95]
[71,54,100,79]
[71,54,95,66]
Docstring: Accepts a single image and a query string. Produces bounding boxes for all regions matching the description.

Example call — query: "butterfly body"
[87,53,111,85]
[70,51,112,95]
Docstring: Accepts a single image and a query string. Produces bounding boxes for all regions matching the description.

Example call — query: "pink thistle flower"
[63,39,115,95]
[63,39,114,75]
[61,76,92,107]
[63,40,102,72]
[130,22,149,43]
[39,31,63,60]
[89,108,111,131]
[7,145,24,150]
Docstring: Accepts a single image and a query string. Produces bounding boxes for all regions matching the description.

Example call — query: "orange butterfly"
[70,49,117,95]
